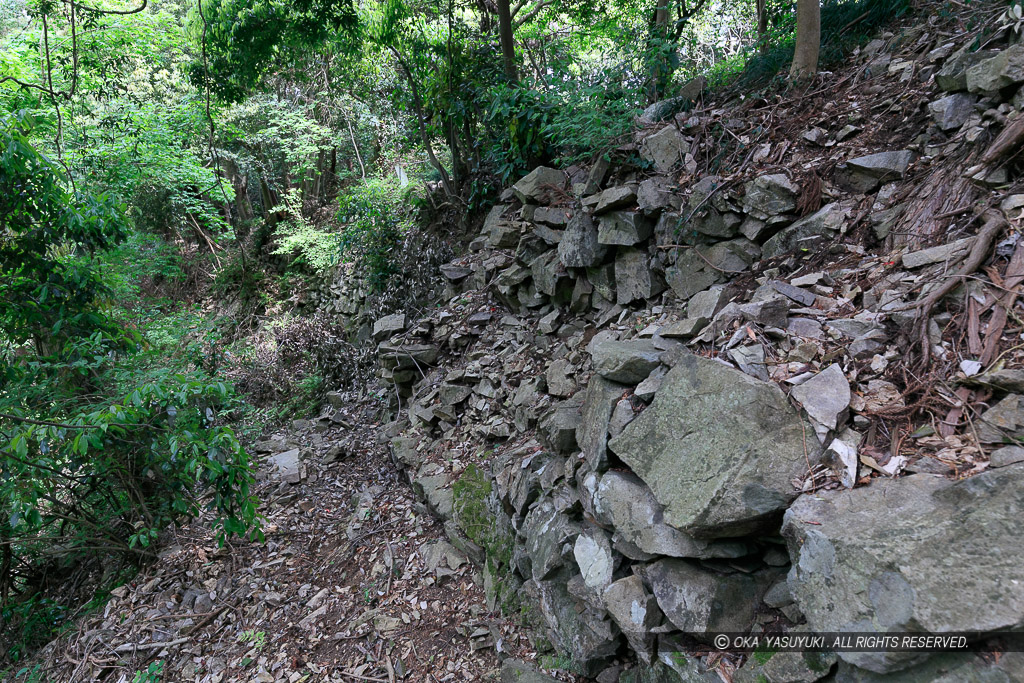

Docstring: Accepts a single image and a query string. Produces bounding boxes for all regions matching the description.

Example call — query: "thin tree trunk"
[646,0,671,105]
[388,46,455,196]
[757,0,768,53]
[497,0,518,82]
[790,0,820,81]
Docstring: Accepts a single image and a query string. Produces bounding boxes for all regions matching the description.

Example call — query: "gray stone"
[847,151,915,182]
[783,466,1024,673]
[729,344,768,381]
[635,366,668,401]
[593,470,748,559]
[743,174,800,220]
[540,399,582,454]
[608,398,636,438]
[546,359,577,398]
[390,437,423,470]
[594,186,637,214]
[665,255,722,301]
[691,209,741,239]
[739,296,790,328]
[559,210,608,268]
[485,205,520,248]
[902,237,973,269]
[268,449,301,484]
[686,285,729,319]
[659,317,707,339]
[575,527,615,591]
[644,559,774,633]
[791,364,850,431]
[928,93,977,132]
[439,383,473,405]
[991,445,1024,468]
[602,575,660,659]
[977,394,1024,443]
[967,45,1024,95]
[762,202,852,259]
[532,224,563,245]
[734,652,838,683]
[530,251,570,298]
[826,316,884,340]
[372,313,407,341]
[577,376,629,471]
[608,355,821,537]
[936,48,999,92]
[592,339,664,384]
[501,659,561,683]
[598,211,653,245]
[637,177,675,214]
[642,126,688,173]
[615,248,666,304]
[378,343,440,370]
[413,463,454,520]
[535,572,620,676]
[640,79,704,122]
[523,498,580,582]
[834,652,1024,682]
[513,166,567,204]
[702,238,759,272]
[535,206,572,227]
[587,263,617,301]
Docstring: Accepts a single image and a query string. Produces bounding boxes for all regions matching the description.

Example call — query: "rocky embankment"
[367,19,1024,683]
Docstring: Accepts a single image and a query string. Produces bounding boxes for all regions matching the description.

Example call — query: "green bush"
[0,112,261,664]
[336,177,415,292]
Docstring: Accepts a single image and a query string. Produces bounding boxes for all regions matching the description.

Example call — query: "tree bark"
[497,0,518,82]
[645,0,671,104]
[756,0,768,53]
[790,0,820,81]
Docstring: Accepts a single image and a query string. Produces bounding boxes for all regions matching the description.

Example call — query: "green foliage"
[272,189,341,274]
[541,84,640,166]
[132,660,164,683]
[482,84,557,184]
[336,177,414,291]
[0,111,260,666]
[0,112,129,350]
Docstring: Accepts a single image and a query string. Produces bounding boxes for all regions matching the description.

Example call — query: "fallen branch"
[916,210,1007,366]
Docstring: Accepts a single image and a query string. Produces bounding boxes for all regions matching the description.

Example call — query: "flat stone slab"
[609,354,821,538]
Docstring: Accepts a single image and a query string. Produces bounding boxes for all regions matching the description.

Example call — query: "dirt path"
[28,395,537,683]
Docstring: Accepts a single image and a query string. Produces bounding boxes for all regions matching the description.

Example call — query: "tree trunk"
[756,0,768,53]
[645,0,671,105]
[790,0,820,81]
[497,0,518,82]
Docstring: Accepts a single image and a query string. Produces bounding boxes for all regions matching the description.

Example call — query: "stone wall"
[366,27,1024,683]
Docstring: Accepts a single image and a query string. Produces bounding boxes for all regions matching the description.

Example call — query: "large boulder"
[966,45,1024,95]
[783,465,1024,674]
[608,354,821,538]
[512,166,566,204]
[762,202,852,260]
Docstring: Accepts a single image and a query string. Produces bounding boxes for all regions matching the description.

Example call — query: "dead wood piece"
[980,239,1024,366]
[917,211,1007,366]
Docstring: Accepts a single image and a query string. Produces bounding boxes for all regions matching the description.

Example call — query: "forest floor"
[25,394,549,683]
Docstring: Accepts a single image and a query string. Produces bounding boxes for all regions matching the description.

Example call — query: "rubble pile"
[376,16,1024,683]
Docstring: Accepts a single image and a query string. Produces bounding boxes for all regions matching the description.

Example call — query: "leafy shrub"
[0,112,260,664]
[336,177,415,292]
